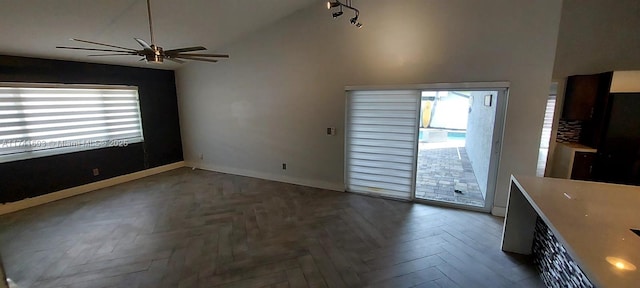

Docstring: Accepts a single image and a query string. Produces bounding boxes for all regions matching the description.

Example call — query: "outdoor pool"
[418,130,466,142]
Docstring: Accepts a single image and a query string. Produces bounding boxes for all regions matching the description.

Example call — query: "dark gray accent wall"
[0,55,183,203]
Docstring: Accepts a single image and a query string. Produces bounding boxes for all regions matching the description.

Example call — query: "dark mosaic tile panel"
[533,217,594,288]
[556,120,583,143]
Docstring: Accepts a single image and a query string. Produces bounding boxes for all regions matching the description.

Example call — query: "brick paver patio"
[415,143,485,207]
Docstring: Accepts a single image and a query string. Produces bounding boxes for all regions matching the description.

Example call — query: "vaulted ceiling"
[0,0,320,69]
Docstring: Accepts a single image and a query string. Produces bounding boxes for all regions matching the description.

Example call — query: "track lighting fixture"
[333,5,344,18]
[326,0,363,28]
[348,12,362,28]
[327,1,340,9]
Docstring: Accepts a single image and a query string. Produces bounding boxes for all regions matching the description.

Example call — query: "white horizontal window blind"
[346,90,420,200]
[536,94,557,176]
[0,84,143,162]
[540,95,556,149]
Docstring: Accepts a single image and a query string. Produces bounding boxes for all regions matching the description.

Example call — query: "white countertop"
[512,176,640,287]
[557,142,597,153]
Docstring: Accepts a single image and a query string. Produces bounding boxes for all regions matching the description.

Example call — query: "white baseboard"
[0,161,185,216]
[492,206,506,217]
[187,161,344,192]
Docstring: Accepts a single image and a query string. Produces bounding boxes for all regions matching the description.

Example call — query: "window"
[0,83,144,163]
[539,95,556,150]
[536,89,557,176]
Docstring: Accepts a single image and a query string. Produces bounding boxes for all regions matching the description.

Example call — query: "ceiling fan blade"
[87,53,138,56]
[56,46,136,53]
[175,53,229,58]
[71,38,137,51]
[134,38,153,50]
[175,56,218,63]
[165,46,207,54]
[165,58,185,64]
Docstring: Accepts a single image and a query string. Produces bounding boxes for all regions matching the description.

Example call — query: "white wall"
[554,0,640,78]
[466,91,498,199]
[544,81,563,177]
[176,0,562,214]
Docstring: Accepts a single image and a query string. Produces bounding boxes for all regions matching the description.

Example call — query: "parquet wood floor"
[0,168,543,287]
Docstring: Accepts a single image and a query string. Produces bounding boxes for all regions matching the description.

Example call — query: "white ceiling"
[0,0,319,69]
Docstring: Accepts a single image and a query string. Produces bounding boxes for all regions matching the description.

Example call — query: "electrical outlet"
[282,163,287,170]
[199,153,204,160]
[92,168,100,176]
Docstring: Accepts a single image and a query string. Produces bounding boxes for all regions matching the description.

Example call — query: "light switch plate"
[484,94,492,106]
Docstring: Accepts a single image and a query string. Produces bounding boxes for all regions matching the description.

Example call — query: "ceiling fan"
[56,0,229,64]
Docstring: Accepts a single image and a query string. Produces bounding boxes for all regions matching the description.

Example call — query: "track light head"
[327,1,340,9]
[326,0,362,28]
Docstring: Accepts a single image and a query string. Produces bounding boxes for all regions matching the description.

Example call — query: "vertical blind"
[346,90,420,200]
[0,84,143,162]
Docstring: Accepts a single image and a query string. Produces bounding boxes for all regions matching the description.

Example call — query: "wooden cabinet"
[557,71,640,185]
[571,152,595,180]
[550,143,597,180]
[562,72,613,121]
[560,72,613,147]
[562,74,600,120]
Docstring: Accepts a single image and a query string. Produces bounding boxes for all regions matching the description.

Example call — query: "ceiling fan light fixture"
[153,45,163,55]
[55,0,228,64]
[332,11,343,18]
[145,54,163,63]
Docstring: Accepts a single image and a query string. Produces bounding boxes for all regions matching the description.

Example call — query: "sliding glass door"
[345,84,508,213]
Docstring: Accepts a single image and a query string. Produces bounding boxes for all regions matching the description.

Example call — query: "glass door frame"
[345,82,509,213]
[412,86,508,213]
